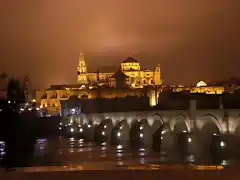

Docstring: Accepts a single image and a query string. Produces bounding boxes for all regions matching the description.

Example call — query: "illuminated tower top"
[77,52,88,84]
[77,52,87,75]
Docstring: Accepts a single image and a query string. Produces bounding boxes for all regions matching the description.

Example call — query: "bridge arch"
[95,119,114,144]
[199,114,221,160]
[172,114,189,134]
[130,119,152,149]
[202,113,223,132]
[233,115,240,135]
[111,119,130,147]
[150,113,164,124]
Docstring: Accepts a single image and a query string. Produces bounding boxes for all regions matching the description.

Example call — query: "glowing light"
[102,131,105,136]
[188,138,192,143]
[20,108,24,111]
[40,105,43,108]
[220,141,226,147]
[79,128,83,132]
[117,145,123,150]
[183,130,187,133]
[119,126,123,130]
[117,132,121,137]
[140,133,143,138]
[221,160,228,166]
[36,108,40,111]
[59,127,62,130]
[8,101,10,104]
[88,124,91,128]
[28,108,32,111]
[161,131,166,134]
[71,128,74,132]
[104,125,107,128]
[32,99,36,102]
[196,81,207,87]
[140,126,143,130]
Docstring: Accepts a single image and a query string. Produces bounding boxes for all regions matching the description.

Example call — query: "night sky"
[0,0,239,88]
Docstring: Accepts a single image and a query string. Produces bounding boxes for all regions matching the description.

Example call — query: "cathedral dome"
[122,56,138,63]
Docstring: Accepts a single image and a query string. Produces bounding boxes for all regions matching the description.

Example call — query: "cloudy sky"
[0,0,239,88]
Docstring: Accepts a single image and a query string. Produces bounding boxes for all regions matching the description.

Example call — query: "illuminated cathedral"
[77,53,162,88]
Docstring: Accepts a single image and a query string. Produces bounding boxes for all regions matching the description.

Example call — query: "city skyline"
[0,0,239,88]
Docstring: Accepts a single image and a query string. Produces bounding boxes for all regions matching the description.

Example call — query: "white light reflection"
[117,145,123,150]
[220,141,226,147]
[117,132,121,137]
[221,160,229,166]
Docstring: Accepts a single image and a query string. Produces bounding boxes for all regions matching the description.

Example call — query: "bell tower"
[77,52,88,84]
[154,64,162,85]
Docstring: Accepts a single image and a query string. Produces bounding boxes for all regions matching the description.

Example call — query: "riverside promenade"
[0,164,240,180]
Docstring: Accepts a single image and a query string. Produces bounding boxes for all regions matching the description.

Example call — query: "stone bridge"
[61,101,240,162]
[69,109,240,135]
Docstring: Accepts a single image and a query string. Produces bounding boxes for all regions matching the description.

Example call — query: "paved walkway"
[0,163,226,172]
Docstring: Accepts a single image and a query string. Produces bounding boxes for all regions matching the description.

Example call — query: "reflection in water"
[34,139,47,156]
[100,142,108,158]
[0,137,230,167]
[139,148,146,165]
[87,142,93,158]
[116,144,124,166]
[0,141,5,160]
[31,138,158,166]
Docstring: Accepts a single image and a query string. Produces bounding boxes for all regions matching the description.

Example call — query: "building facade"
[35,53,240,116]
[77,53,162,88]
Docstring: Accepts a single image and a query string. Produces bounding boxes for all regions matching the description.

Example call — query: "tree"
[1,78,34,169]
[7,78,26,104]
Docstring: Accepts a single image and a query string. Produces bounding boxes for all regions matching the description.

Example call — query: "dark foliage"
[7,78,26,103]
[0,79,36,168]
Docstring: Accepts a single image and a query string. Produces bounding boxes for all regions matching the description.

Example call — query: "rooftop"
[122,56,138,63]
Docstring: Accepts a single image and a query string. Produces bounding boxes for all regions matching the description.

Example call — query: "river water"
[0,137,162,167]
[0,137,233,168]
[31,137,161,167]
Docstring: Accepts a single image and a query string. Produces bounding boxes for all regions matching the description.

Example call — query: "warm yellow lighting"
[31,99,36,102]
[196,81,207,87]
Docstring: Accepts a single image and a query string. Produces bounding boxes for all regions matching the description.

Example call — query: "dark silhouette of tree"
[0,78,35,169]
[7,78,26,104]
